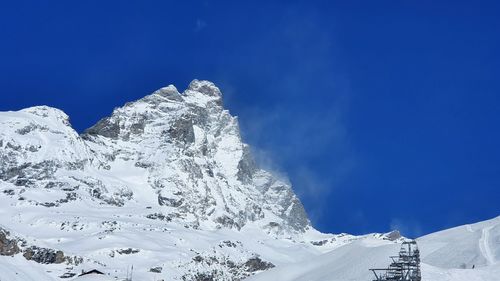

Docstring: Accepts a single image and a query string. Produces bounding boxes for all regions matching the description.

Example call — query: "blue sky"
[1,1,499,237]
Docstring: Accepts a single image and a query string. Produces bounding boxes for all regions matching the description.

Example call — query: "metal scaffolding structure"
[369,240,422,281]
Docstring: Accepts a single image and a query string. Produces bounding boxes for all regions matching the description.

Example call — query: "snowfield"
[0,80,498,280]
[249,216,500,281]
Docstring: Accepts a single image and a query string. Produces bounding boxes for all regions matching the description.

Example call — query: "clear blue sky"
[1,1,499,237]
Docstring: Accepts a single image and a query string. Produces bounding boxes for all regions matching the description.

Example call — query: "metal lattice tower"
[370,240,421,281]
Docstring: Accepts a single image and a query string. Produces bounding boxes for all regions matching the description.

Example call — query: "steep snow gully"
[479,225,495,265]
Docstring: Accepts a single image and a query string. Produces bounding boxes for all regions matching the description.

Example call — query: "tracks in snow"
[466,224,473,232]
[479,225,495,265]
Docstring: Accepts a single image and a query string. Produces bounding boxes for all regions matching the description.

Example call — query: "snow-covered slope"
[419,215,500,269]
[0,80,498,280]
[249,216,500,281]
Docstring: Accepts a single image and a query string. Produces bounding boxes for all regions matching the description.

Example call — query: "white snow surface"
[0,80,498,280]
[249,216,500,281]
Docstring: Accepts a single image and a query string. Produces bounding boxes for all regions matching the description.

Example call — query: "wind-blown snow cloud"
[212,4,355,229]
[229,98,355,228]
[390,218,423,238]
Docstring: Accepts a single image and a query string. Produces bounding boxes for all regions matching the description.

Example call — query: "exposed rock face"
[23,246,65,264]
[116,248,140,255]
[150,266,163,273]
[243,257,275,272]
[385,230,402,241]
[0,228,21,256]
[83,116,121,139]
[0,227,80,266]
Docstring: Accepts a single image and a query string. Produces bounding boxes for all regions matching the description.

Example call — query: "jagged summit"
[187,79,223,98]
[154,84,180,97]
[83,80,223,140]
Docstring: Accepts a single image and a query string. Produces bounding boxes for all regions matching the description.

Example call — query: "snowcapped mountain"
[0,80,498,281]
[1,80,308,233]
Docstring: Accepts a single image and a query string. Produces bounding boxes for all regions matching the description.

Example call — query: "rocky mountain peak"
[83,80,224,140]
[187,79,223,98]
[1,80,310,234]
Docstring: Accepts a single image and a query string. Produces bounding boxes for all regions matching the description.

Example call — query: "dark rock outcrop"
[0,228,21,256]
[83,117,120,139]
[244,257,275,272]
[23,246,65,264]
[150,266,163,273]
[117,248,140,255]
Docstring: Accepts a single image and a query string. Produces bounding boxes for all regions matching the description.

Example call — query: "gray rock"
[15,124,48,135]
[146,212,172,221]
[215,216,241,230]
[83,116,120,139]
[116,248,140,255]
[129,116,147,135]
[310,240,328,246]
[284,197,310,231]
[236,146,257,183]
[1,160,59,182]
[23,246,65,264]
[158,194,183,207]
[59,272,77,278]
[167,115,195,144]
[0,228,21,256]
[244,257,275,272]
[3,189,15,196]
[40,202,58,207]
[150,266,163,273]
[193,272,216,281]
